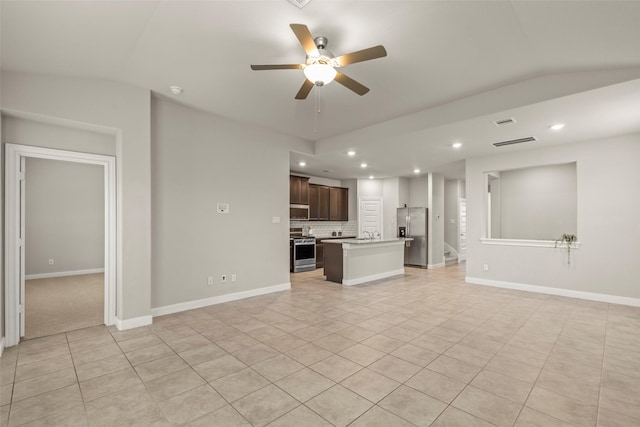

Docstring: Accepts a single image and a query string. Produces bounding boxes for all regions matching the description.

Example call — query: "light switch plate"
[216,203,229,214]
[272,216,281,224]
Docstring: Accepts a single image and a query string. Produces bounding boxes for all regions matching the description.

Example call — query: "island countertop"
[322,237,413,245]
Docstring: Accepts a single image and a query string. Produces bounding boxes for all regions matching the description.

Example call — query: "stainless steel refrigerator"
[397,207,428,268]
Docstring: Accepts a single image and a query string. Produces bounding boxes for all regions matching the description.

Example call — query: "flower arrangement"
[555,233,578,265]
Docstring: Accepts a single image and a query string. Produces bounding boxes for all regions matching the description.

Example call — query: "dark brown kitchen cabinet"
[315,241,324,269]
[330,187,349,221]
[309,184,330,220]
[289,175,309,205]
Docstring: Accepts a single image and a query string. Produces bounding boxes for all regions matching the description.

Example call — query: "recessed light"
[414,169,420,174]
[452,142,463,149]
[360,163,367,168]
[298,161,306,167]
[550,123,565,131]
[347,150,356,156]
[169,85,183,95]
[369,175,374,179]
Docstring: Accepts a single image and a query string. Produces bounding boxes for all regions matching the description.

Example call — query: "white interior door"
[458,198,467,261]
[359,198,383,238]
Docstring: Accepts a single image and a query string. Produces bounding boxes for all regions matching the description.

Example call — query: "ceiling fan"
[251,24,387,99]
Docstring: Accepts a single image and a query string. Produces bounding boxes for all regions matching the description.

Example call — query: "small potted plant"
[555,233,578,265]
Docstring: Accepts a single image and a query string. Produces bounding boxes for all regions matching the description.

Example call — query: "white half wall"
[466,133,640,300]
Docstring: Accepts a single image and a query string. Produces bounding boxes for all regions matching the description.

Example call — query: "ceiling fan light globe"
[303,63,337,85]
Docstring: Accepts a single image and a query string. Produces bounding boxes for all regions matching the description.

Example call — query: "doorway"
[4,144,116,347]
[23,157,105,339]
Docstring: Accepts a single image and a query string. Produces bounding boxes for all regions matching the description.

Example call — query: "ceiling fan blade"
[290,24,319,57]
[334,72,369,96]
[295,80,315,100]
[336,45,387,67]
[250,64,303,70]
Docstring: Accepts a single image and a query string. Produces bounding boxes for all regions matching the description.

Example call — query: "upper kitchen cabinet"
[309,184,330,221]
[330,187,349,221]
[289,175,309,205]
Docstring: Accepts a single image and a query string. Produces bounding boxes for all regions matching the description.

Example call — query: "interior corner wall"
[382,177,401,239]
[466,133,640,300]
[340,179,358,222]
[399,178,410,207]
[408,175,428,207]
[151,96,294,309]
[444,179,459,251]
[0,115,4,345]
[428,173,445,266]
[25,158,104,276]
[1,71,152,321]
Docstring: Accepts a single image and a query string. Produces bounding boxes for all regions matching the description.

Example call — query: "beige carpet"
[25,273,104,340]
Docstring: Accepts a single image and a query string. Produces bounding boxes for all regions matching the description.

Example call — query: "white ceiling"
[3,1,640,180]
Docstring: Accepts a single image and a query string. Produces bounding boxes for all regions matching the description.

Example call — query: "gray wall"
[341,179,358,222]
[499,163,577,240]
[429,173,445,266]
[489,175,502,238]
[25,158,104,276]
[466,133,640,299]
[444,179,460,251]
[2,115,115,156]
[151,96,291,309]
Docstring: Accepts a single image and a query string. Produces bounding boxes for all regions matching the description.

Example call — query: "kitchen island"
[322,238,413,285]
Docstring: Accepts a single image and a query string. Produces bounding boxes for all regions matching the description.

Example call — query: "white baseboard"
[428,262,445,269]
[466,277,640,308]
[343,269,404,286]
[0,337,4,357]
[151,282,292,317]
[25,268,105,280]
[115,315,153,331]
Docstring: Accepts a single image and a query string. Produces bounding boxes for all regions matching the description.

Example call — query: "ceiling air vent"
[287,0,312,8]
[493,117,517,126]
[493,136,536,147]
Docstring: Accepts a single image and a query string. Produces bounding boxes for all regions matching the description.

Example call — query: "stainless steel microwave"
[290,204,309,220]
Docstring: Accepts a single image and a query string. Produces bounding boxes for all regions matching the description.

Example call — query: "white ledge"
[480,238,581,248]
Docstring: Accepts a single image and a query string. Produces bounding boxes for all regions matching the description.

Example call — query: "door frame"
[4,143,116,346]
[458,197,467,262]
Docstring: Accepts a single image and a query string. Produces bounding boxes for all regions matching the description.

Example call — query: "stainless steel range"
[293,237,316,272]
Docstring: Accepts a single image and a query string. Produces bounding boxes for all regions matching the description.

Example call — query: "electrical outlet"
[483,264,489,271]
[231,274,237,282]
[207,276,214,286]
[49,259,54,265]
[221,274,227,283]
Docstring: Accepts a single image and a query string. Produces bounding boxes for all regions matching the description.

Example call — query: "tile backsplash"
[290,220,357,238]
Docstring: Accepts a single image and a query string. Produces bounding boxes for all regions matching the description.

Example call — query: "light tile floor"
[1,264,640,426]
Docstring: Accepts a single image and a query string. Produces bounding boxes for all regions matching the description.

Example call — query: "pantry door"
[359,198,383,239]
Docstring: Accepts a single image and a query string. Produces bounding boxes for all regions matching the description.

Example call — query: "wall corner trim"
[151,283,292,317]
[0,338,5,357]
[466,276,640,308]
[115,315,153,331]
